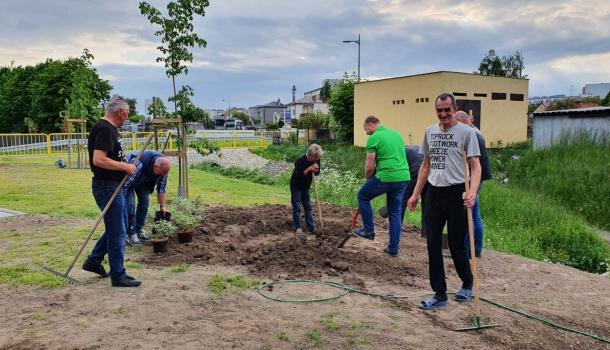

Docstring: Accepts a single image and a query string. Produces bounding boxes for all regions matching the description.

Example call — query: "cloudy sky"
[2,0,610,112]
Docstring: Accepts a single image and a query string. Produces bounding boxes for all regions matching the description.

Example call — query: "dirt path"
[1,204,609,349]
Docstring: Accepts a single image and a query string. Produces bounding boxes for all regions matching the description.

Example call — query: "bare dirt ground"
[1,204,609,349]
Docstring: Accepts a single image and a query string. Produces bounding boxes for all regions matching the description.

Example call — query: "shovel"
[43,135,154,285]
[312,173,324,230]
[337,208,360,248]
[454,152,499,331]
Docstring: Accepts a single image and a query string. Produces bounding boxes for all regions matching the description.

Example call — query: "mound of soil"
[140,204,428,289]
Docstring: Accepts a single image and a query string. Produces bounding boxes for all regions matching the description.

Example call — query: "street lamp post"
[342,34,360,81]
[221,99,231,120]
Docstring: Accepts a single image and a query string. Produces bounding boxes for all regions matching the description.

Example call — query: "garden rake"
[454,152,500,331]
[43,134,154,285]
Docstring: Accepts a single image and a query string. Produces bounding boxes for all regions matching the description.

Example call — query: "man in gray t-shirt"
[407,93,482,311]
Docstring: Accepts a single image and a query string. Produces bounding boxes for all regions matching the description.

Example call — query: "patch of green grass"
[0,265,65,288]
[321,312,341,331]
[304,329,322,346]
[0,156,289,218]
[124,261,143,269]
[346,334,373,346]
[169,263,190,273]
[505,136,610,230]
[31,311,54,321]
[116,307,128,316]
[483,182,610,273]
[349,320,376,330]
[207,274,260,295]
[277,332,292,342]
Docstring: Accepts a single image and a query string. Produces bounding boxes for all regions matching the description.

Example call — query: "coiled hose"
[258,279,609,345]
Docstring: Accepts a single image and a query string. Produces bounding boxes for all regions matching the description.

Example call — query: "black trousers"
[424,184,473,295]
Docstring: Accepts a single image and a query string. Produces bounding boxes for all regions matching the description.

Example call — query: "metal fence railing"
[0,130,307,157]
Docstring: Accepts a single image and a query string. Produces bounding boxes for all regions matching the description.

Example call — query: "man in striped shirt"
[124,150,171,245]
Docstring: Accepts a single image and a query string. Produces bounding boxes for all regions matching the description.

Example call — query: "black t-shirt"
[88,119,126,182]
[290,154,320,189]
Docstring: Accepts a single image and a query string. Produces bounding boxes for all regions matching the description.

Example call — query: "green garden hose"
[258,279,610,345]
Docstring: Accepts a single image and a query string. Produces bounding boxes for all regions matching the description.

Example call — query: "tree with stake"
[139,0,209,197]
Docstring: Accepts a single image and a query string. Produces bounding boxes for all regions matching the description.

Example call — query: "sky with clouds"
[2,0,610,112]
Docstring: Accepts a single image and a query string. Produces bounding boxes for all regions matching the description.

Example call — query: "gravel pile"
[169,148,292,178]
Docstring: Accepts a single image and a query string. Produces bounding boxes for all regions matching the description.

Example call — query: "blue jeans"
[125,185,150,235]
[357,177,407,253]
[291,186,315,231]
[87,179,127,281]
[465,190,483,258]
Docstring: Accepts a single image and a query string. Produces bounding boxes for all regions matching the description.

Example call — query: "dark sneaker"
[128,234,141,245]
[352,228,375,240]
[137,233,150,241]
[82,260,109,278]
[383,247,399,257]
[111,276,142,287]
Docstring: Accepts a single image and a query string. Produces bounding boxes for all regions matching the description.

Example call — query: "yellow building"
[354,71,529,147]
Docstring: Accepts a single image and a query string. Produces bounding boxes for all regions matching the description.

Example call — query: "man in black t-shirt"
[81,96,140,287]
[290,144,323,233]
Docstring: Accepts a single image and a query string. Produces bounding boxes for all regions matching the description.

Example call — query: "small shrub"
[172,211,197,230]
[151,220,177,239]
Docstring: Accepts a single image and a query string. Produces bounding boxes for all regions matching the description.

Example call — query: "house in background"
[248,99,287,127]
[532,107,610,149]
[288,79,341,121]
[354,71,529,147]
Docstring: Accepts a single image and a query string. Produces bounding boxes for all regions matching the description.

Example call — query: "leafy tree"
[319,80,331,102]
[139,0,209,113]
[478,49,504,76]
[232,111,251,125]
[147,97,170,117]
[328,73,356,142]
[129,114,146,124]
[477,49,527,78]
[126,98,138,117]
[0,49,111,133]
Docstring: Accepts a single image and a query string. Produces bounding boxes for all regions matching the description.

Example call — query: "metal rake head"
[43,266,82,286]
[454,316,500,332]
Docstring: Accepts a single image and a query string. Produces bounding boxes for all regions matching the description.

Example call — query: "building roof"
[356,71,529,85]
[249,100,287,109]
[533,106,610,118]
[291,95,315,106]
[304,79,342,95]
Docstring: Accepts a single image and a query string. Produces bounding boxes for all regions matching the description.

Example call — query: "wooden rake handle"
[462,152,481,318]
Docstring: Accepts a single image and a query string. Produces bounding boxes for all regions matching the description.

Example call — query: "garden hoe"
[454,152,500,331]
[43,135,154,286]
[337,208,359,248]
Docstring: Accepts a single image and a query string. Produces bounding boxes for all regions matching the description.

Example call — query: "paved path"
[0,208,25,218]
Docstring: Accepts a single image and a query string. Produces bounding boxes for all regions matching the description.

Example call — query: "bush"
[151,220,177,239]
[191,161,275,185]
[172,211,197,230]
[190,138,220,157]
[297,112,330,129]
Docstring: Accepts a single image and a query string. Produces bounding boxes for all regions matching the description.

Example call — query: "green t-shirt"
[366,125,410,182]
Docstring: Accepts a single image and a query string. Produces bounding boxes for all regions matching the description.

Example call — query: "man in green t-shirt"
[352,116,410,257]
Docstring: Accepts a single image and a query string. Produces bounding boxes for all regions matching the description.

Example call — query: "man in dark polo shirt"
[81,95,140,287]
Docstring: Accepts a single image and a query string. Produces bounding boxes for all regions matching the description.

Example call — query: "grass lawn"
[0,156,289,287]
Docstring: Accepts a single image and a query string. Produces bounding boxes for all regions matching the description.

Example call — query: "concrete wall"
[533,115,610,149]
[354,72,529,147]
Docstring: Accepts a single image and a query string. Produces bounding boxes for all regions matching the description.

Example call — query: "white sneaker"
[295,228,303,234]
[127,234,141,245]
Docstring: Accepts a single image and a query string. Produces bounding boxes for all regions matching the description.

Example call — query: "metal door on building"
[456,100,481,129]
